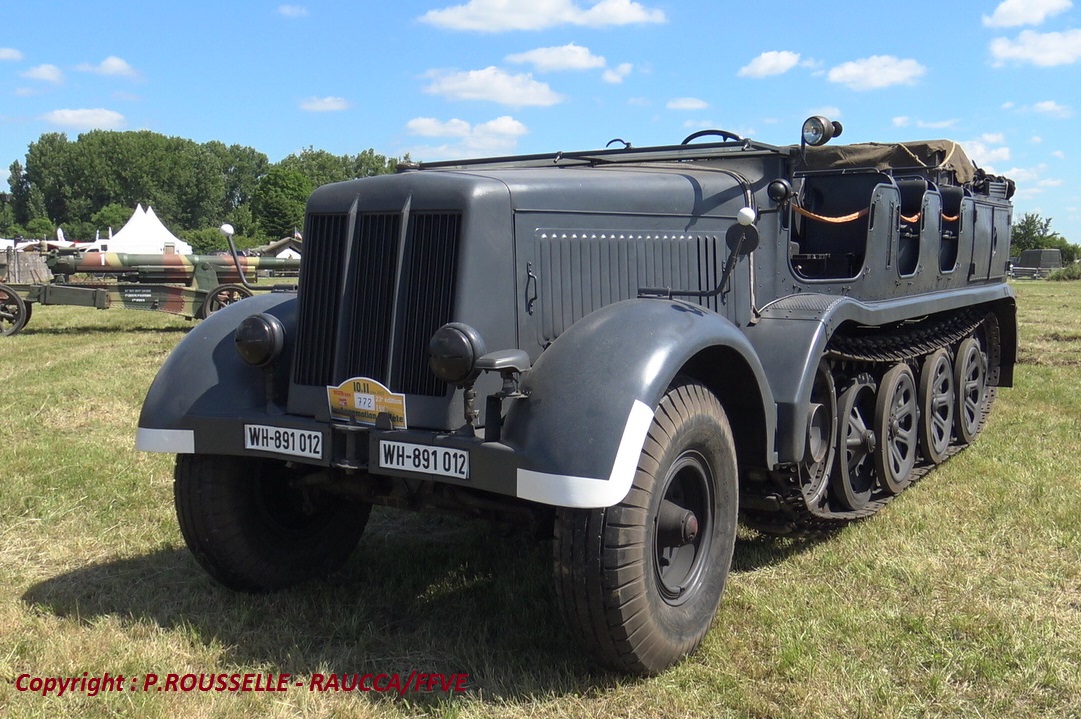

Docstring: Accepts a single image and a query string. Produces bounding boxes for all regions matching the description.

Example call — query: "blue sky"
[2,0,1079,242]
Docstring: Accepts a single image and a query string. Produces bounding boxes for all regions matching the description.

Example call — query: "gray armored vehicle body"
[138,118,1016,674]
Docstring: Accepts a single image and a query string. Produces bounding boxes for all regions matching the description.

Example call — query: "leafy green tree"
[1010,212,1079,263]
[252,168,312,241]
[25,217,55,239]
[92,203,134,235]
[278,147,398,189]
[7,160,30,225]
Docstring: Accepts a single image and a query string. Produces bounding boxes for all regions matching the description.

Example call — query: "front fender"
[502,298,774,508]
[136,292,297,452]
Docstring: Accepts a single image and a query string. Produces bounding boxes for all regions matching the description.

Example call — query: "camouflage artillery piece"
[0,249,299,336]
[137,118,1016,674]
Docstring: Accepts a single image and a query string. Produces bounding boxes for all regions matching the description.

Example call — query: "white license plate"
[378,441,469,480]
[244,424,323,460]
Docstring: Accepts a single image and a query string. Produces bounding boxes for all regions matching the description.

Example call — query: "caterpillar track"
[741,308,1002,536]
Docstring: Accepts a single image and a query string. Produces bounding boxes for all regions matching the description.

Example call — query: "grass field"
[1,284,1078,719]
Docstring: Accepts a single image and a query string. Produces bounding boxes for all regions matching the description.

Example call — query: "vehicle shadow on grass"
[21,509,826,706]
[17,323,192,336]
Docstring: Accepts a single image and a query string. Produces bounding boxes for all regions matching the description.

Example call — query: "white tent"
[83,204,193,255]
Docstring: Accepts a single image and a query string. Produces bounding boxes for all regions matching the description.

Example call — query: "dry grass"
[1,288,1079,718]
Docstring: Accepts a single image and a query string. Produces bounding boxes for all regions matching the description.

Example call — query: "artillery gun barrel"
[48,251,301,283]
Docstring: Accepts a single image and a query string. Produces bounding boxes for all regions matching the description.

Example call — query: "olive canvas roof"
[797,140,976,185]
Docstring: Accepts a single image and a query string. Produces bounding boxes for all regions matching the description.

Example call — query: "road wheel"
[198,283,253,319]
[874,363,918,494]
[954,337,987,445]
[918,349,955,464]
[0,283,29,336]
[175,454,370,591]
[799,360,837,509]
[553,379,738,675]
[831,374,877,511]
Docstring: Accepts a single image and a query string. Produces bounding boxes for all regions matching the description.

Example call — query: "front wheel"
[175,455,371,591]
[554,379,738,675]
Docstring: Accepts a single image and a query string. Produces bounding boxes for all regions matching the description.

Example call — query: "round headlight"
[802,116,843,147]
[428,323,487,385]
[234,313,285,367]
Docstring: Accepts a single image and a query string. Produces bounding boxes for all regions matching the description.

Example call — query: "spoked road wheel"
[175,455,371,592]
[954,337,988,445]
[831,374,878,511]
[874,363,918,495]
[0,283,30,336]
[554,379,738,675]
[198,283,253,319]
[799,360,838,509]
[918,349,955,464]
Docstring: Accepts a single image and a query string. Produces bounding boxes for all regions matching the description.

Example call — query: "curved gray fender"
[502,298,774,509]
[136,292,297,453]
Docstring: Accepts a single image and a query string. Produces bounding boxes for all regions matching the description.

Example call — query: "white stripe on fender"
[515,399,654,508]
[136,427,195,454]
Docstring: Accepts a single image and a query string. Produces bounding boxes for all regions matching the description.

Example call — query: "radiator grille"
[292,210,460,397]
[292,213,348,386]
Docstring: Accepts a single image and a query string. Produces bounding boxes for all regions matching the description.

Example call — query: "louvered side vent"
[395,213,461,397]
[342,213,402,383]
[293,213,348,386]
[537,232,722,342]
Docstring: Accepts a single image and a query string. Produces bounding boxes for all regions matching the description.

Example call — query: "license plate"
[378,441,469,480]
[244,424,323,460]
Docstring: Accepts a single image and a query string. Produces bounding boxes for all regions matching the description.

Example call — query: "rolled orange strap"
[792,204,869,224]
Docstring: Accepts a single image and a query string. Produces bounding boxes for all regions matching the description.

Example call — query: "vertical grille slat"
[344,213,401,381]
[293,214,348,386]
[292,209,461,398]
[396,213,460,396]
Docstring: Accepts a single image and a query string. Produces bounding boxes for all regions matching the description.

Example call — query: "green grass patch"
[1,290,1079,718]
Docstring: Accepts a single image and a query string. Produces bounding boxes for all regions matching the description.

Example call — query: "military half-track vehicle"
[137,117,1016,675]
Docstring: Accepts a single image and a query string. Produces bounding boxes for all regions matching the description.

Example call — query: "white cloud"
[1052,150,1066,158]
[406,117,474,137]
[424,67,564,106]
[1032,136,1043,143]
[299,96,350,112]
[76,56,138,78]
[893,116,910,127]
[982,0,1071,27]
[1033,100,1073,118]
[667,97,709,110]
[42,108,125,130]
[0,47,23,61]
[827,56,925,90]
[420,0,665,32]
[22,64,63,83]
[506,43,606,72]
[738,51,801,78]
[991,29,1081,66]
[406,115,529,159]
[962,137,1011,169]
[278,5,308,17]
[602,62,633,83]
[627,97,651,107]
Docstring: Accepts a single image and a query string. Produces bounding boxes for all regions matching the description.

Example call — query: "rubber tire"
[953,337,987,445]
[831,374,878,511]
[918,349,955,464]
[874,363,918,495]
[553,379,738,675]
[175,454,370,592]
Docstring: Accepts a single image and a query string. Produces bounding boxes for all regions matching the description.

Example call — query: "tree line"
[1,130,400,252]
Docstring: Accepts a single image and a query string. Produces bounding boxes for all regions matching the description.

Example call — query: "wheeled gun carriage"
[136,117,1016,674]
[0,248,300,336]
